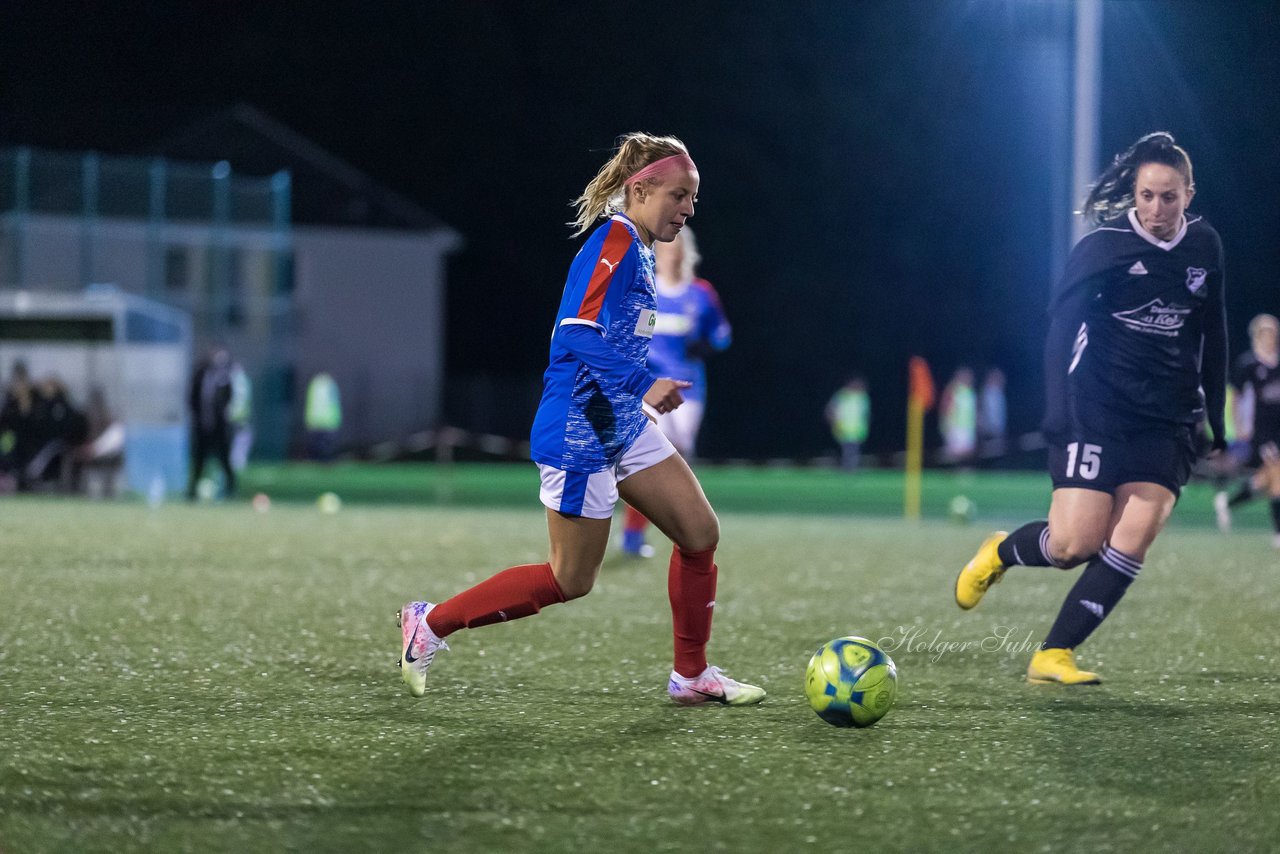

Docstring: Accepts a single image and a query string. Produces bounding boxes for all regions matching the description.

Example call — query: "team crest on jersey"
[1111,299,1191,337]
[1185,267,1207,294]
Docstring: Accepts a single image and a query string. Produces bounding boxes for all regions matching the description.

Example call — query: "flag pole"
[904,356,934,520]
[905,398,924,519]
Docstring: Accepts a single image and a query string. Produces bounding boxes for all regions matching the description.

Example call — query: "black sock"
[1271,499,1280,534]
[1228,481,1254,508]
[1042,543,1140,650]
[996,520,1061,567]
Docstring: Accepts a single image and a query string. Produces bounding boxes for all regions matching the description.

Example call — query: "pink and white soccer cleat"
[668,665,766,706]
[397,601,448,698]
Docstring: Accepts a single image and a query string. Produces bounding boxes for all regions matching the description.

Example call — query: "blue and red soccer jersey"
[648,278,731,405]
[530,215,658,472]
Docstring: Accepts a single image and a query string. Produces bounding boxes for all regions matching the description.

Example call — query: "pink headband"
[624,153,698,186]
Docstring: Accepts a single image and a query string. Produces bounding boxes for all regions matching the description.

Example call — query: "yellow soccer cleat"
[954,531,1009,610]
[1026,647,1101,685]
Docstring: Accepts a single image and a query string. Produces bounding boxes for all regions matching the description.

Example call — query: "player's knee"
[1047,535,1098,568]
[675,513,720,553]
[550,563,599,600]
[556,574,596,600]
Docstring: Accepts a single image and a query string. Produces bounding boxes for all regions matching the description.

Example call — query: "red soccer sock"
[668,545,718,678]
[426,562,567,639]
[623,504,649,535]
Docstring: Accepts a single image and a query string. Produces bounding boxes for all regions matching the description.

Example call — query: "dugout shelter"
[0,285,191,496]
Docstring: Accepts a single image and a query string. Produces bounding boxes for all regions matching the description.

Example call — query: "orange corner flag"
[908,356,935,411]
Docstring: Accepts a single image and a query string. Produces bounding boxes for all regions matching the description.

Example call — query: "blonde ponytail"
[569,132,689,236]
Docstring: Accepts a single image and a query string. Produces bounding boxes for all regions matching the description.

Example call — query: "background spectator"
[228,359,253,472]
[940,366,977,464]
[978,367,1008,456]
[187,344,236,500]
[826,375,871,471]
[305,371,342,461]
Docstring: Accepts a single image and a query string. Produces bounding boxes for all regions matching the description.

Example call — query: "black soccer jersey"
[1232,351,1280,446]
[1042,209,1227,441]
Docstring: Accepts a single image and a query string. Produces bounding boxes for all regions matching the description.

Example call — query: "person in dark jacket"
[187,345,236,500]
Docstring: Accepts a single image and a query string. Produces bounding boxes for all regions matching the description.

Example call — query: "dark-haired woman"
[955,132,1227,684]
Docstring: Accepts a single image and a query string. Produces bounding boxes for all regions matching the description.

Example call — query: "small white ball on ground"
[949,494,975,524]
[317,492,342,513]
[252,493,271,513]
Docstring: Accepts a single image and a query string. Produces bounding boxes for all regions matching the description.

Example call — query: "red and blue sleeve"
[553,220,655,396]
[564,221,636,330]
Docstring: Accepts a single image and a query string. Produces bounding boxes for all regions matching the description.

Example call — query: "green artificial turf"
[1,482,1277,852]
[238,461,1270,530]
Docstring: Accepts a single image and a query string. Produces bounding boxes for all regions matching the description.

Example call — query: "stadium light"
[1071,0,1102,245]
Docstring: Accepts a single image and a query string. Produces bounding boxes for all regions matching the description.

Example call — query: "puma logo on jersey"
[1112,298,1191,337]
[1128,261,1148,275]
[599,257,619,273]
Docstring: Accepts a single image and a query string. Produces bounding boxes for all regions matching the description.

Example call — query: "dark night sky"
[3,1,1278,458]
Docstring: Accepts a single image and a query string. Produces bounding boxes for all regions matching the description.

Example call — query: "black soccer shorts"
[1049,422,1196,497]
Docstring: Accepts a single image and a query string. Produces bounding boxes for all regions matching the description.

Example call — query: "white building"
[0,104,461,460]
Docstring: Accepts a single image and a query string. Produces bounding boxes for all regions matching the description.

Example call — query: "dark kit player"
[955,132,1227,685]
[1215,313,1280,545]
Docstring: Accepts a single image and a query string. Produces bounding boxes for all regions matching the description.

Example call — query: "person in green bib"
[305,372,342,461]
[826,375,870,471]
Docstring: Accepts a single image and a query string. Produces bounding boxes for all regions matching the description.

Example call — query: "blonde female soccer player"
[397,133,765,707]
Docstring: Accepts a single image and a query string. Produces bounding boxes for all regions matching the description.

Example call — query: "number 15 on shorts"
[1065,442,1102,480]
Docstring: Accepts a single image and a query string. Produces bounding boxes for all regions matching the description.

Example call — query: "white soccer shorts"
[538,421,677,519]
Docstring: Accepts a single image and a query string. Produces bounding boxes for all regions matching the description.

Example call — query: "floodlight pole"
[1071,0,1102,245]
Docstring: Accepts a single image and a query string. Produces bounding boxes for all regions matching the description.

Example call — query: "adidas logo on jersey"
[1128,261,1148,275]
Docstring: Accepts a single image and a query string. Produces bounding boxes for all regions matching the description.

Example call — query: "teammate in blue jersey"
[396,133,765,707]
[649,227,732,452]
[621,226,732,557]
[955,132,1228,685]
